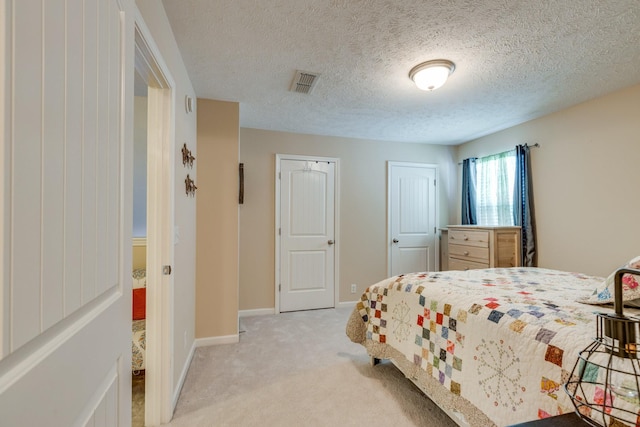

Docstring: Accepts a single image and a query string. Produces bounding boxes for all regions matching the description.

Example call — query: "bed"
[346,264,640,427]
[132,268,147,373]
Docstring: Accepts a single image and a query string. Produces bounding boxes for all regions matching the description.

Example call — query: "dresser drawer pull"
[463,251,469,256]
[463,235,468,241]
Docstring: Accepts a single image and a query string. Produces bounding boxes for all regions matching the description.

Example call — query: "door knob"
[328,240,334,245]
[392,239,399,243]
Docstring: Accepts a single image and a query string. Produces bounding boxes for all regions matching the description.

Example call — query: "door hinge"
[278,228,281,236]
[278,172,281,179]
[279,284,281,292]
[434,227,436,233]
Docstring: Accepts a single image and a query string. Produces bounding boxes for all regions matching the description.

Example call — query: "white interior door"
[0,0,134,425]
[278,158,336,312]
[388,162,438,276]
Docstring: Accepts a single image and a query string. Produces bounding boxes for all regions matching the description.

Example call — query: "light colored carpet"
[166,307,458,427]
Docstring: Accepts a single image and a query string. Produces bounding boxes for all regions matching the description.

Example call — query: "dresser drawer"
[449,243,489,262]
[448,229,489,248]
[448,258,488,271]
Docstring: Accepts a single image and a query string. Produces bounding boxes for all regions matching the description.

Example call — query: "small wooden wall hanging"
[239,163,244,204]
[185,174,197,197]
[182,143,195,168]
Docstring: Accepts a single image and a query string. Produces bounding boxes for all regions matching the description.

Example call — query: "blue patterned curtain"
[513,145,537,266]
[461,158,477,225]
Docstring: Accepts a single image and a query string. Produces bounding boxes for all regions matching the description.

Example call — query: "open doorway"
[132,72,148,427]
[133,21,176,426]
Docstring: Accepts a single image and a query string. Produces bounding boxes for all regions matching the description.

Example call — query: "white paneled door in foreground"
[277,156,338,312]
[388,162,438,277]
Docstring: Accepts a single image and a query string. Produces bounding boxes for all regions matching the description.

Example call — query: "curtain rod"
[457,143,540,165]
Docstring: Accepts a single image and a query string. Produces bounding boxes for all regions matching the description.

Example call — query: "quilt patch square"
[414,354,421,366]
[441,326,449,340]
[469,304,483,314]
[507,309,523,318]
[430,321,437,333]
[443,304,452,316]
[510,319,527,333]
[486,301,500,309]
[451,381,461,395]
[419,295,426,306]
[545,345,563,367]
[449,318,457,331]
[453,356,462,371]
[488,310,505,323]
[528,310,545,319]
[447,340,455,354]
[535,328,557,344]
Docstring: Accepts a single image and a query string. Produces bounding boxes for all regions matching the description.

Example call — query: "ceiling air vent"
[290,70,320,94]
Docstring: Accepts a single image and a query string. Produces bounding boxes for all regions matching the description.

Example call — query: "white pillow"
[577,256,640,305]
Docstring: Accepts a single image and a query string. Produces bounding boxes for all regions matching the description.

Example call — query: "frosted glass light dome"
[409,60,455,91]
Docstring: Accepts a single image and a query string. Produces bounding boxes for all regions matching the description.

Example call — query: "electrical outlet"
[351,284,357,294]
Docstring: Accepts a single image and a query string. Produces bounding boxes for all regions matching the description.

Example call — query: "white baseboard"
[238,308,275,317]
[337,301,358,309]
[195,334,239,348]
[172,341,196,410]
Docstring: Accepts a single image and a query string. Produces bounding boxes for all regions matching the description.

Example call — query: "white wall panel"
[64,0,85,317]
[11,0,43,351]
[79,367,118,427]
[107,0,121,289]
[42,0,66,331]
[82,0,98,304]
[0,0,9,358]
[7,0,124,353]
[95,0,109,297]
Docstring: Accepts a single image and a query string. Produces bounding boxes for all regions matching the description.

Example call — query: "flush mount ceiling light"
[409,59,455,91]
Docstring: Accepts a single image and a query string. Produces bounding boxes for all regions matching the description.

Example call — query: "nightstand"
[508,413,588,426]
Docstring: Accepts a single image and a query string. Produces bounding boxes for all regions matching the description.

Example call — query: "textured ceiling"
[161,0,640,145]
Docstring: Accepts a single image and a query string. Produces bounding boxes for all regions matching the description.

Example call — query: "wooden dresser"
[447,225,521,271]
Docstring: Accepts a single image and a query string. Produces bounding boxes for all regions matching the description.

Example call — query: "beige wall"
[132,242,147,271]
[196,99,239,338]
[457,84,640,277]
[136,0,198,391]
[239,129,457,310]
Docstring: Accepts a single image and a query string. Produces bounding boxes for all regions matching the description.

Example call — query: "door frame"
[133,11,175,425]
[387,161,440,277]
[275,154,340,314]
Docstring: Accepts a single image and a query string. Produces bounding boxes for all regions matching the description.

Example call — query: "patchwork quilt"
[132,319,146,372]
[346,267,640,427]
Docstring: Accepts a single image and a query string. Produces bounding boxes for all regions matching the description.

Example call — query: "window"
[475,150,516,226]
